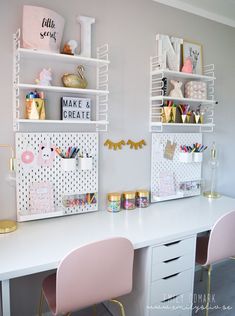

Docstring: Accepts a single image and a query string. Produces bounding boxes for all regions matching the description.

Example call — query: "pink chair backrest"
[55,237,134,315]
[205,210,235,265]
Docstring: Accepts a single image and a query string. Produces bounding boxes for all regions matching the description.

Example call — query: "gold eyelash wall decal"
[127,139,146,150]
[104,139,126,150]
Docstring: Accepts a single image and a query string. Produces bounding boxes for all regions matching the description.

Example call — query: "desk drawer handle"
[161,295,179,303]
[164,240,181,247]
[163,256,180,264]
[162,272,180,280]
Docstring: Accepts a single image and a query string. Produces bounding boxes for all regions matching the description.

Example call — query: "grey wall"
[0,0,235,315]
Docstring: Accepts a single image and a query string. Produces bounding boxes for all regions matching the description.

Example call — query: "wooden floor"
[75,260,235,316]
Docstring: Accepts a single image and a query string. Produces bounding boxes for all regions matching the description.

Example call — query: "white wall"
[0,0,235,315]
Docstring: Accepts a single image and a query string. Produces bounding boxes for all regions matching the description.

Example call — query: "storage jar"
[107,193,121,213]
[136,190,149,208]
[122,191,136,210]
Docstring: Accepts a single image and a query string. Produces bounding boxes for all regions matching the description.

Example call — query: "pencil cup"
[200,114,204,124]
[193,152,203,162]
[78,157,92,170]
[181,114,187,123]
[179,152,193,163]
[164,107,172,123]
[194,114,200,124]
[61,158,76,172]
[171,107,177,123]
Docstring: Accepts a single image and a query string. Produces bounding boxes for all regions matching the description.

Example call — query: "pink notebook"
[29,182,54,214]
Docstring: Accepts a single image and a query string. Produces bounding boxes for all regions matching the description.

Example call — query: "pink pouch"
[22,5,65,52]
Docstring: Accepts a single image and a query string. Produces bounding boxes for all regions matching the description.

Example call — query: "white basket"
[61,158,76,172]
[193,152,203,163]
[78,157,92,170]
[179,152,193,163]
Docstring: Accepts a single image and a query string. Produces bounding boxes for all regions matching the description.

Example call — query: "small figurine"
[62,65,88,89]
[62,40,78,55]
[35,68,52,86]
[169,80,184,99]
[181,57,193,73]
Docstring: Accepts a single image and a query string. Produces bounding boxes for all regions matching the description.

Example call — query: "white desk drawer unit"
[150,269,192,304]
[152,237,194,264]
[151,253,194,282]
[149,292,192,316]
[149,236,196,316]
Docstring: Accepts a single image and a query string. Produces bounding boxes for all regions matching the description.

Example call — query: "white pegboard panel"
[15,132,98,222]
[151,133,202,202]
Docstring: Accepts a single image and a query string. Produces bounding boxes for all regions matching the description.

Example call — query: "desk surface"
[0,195,235,280]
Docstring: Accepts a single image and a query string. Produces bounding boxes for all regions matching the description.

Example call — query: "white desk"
[1,196,235,316]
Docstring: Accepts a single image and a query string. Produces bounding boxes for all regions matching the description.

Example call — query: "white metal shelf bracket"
[96,44,109,131]
[13,29,21,132]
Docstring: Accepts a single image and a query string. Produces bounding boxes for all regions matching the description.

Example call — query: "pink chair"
[38,237,134,316]
[196,210,235,316]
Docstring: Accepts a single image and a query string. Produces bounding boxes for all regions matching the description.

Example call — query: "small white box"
[185,81,207,100]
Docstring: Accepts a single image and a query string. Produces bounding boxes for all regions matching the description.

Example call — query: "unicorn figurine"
[35,68,52,86]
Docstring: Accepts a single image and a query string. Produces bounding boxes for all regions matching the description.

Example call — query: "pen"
[69,147,76,158]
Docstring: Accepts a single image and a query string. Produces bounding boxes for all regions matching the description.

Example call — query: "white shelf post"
[96,44,109,132]
[13,29,21,132]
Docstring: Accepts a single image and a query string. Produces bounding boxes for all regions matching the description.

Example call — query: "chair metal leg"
[38,288,72,316]
[92,304,97,316]
[110,299,126,316]
[199,267,204,282]
[38,289,44,316]
[205,265,212,316]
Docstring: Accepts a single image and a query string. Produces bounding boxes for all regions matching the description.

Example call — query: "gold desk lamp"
[0,144,17,233]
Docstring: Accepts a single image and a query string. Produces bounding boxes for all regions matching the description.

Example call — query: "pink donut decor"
[21,150,34,164]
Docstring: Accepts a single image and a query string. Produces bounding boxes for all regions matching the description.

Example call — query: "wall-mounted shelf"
[17,47,110,66]
[151,95,216,104]
[150,122,215,132]
[17,83,109,96]
[17,119,109,125]
[151,69,216,81]
[13,29,110,132]
[149,55,216,133]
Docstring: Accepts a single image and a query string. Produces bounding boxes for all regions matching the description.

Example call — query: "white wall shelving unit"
[149,55,216,133]
[13,29,110,132]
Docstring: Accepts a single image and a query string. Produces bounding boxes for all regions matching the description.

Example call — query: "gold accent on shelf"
[127,139,146,150]
[0,220,17,234]
[104,139,125,150]
[203,191,221,199]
